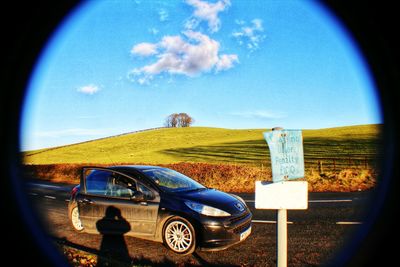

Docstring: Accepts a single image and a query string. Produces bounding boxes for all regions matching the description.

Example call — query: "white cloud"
[77,84,100,95]
[184,18,200,31]
[148,27,159,35]
[216,54,238,71]
[230,110,286,120]
[158,9,169,22]
[185,0,230,33]
[235,19,245,26]
[129,30,238,84]
[233,18,265,52]
[131,42,158,56]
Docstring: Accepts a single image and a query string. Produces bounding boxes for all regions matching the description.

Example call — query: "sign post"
[277,208,287,267]
[255,128,308,267]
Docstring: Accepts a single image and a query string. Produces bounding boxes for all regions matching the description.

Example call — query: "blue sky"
[21,0,382,151]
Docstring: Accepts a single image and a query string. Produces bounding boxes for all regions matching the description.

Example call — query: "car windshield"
[141,168,205,192]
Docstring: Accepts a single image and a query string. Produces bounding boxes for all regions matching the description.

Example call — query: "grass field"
[23,124,382,168]
[23,125,381,192]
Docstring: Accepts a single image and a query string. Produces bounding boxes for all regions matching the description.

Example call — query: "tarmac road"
[25,180,375,266]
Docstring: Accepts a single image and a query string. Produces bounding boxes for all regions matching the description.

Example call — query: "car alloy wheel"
[71,206,84,231]
[164,217,195,254]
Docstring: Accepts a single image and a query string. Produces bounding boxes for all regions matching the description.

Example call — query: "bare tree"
[164,113,178,128]
[178,113,193,127]
[164,113,194,128]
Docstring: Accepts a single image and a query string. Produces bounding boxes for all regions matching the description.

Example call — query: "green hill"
[23,125,382,169]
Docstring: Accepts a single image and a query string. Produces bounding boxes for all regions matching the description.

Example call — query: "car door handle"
[78,198,93,204]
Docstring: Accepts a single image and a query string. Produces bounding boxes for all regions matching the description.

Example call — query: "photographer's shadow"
[96,206,132,267]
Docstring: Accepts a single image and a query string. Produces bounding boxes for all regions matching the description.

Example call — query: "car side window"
[85,169,151,200]
[85,169,111,195]
[106,174,137,198]
[137,183,155,200]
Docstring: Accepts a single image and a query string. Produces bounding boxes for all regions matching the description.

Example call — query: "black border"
[1,1,399,266]
[322,1,400,266]
[1,2,80,266]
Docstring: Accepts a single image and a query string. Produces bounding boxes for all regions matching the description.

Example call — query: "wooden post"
[318,160,323,174]
[277,209,287,267]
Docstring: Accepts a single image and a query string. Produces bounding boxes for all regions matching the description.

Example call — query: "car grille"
[229,212,249,224]
[225,210,252,234]
[233,220,251,234]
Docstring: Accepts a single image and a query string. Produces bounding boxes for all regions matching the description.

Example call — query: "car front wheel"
[163,217,196,255]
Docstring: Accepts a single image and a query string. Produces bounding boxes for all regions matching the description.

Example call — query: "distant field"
[23,125,382,192]
[23,125,382,170]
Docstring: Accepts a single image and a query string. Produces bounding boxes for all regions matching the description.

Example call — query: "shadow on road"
[52,206,179,266]
[192,252,238,267]
[53,236,177,266]
[53,206,238,266]
[96,206,131,267]
[53,236,239,266]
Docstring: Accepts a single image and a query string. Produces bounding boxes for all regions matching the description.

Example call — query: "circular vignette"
[1,1,399,267]
[322,1,400,266]
[1,1,81,266]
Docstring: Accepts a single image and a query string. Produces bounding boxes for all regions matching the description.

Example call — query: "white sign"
[255,181,308,210]
[263,129,305,182]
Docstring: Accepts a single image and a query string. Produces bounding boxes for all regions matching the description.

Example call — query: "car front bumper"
[198,210,252,251]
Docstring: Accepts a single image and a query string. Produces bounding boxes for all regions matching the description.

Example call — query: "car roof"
[108,165,165,173]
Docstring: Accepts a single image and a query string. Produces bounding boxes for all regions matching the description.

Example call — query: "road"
[26,180,374,266]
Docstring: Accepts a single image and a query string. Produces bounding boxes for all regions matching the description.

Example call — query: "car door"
[77,168,110,232]
[77,168,160,237]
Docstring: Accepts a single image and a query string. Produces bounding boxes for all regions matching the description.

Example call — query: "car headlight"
[185,201,231,217]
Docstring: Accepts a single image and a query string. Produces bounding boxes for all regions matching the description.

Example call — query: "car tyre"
[163,216,196,255]
[69,202,84,232]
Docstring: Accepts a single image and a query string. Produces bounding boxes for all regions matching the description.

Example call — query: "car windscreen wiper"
[183,187,207,193]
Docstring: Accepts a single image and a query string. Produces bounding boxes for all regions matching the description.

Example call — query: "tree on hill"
[165,113,178,128]
[165,113,194,128]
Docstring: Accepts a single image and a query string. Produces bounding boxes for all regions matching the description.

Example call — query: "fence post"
[318,160,323,174]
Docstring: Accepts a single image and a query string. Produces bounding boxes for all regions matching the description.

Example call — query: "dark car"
[68,165,252,254]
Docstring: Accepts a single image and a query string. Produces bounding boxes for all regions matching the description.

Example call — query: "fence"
[310,156,380,173]
[256,156,381,174]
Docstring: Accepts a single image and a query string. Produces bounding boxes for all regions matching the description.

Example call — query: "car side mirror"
[131,191,145,201]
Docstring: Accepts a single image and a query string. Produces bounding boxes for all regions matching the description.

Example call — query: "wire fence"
[255,156,381,174]
[307,156,380,173]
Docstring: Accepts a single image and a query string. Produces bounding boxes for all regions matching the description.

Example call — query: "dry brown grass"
[163,162,271,193]
[23,163,377,193]
[306,168,376,192]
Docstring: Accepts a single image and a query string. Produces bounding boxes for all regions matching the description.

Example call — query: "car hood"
[177,188,246,215]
